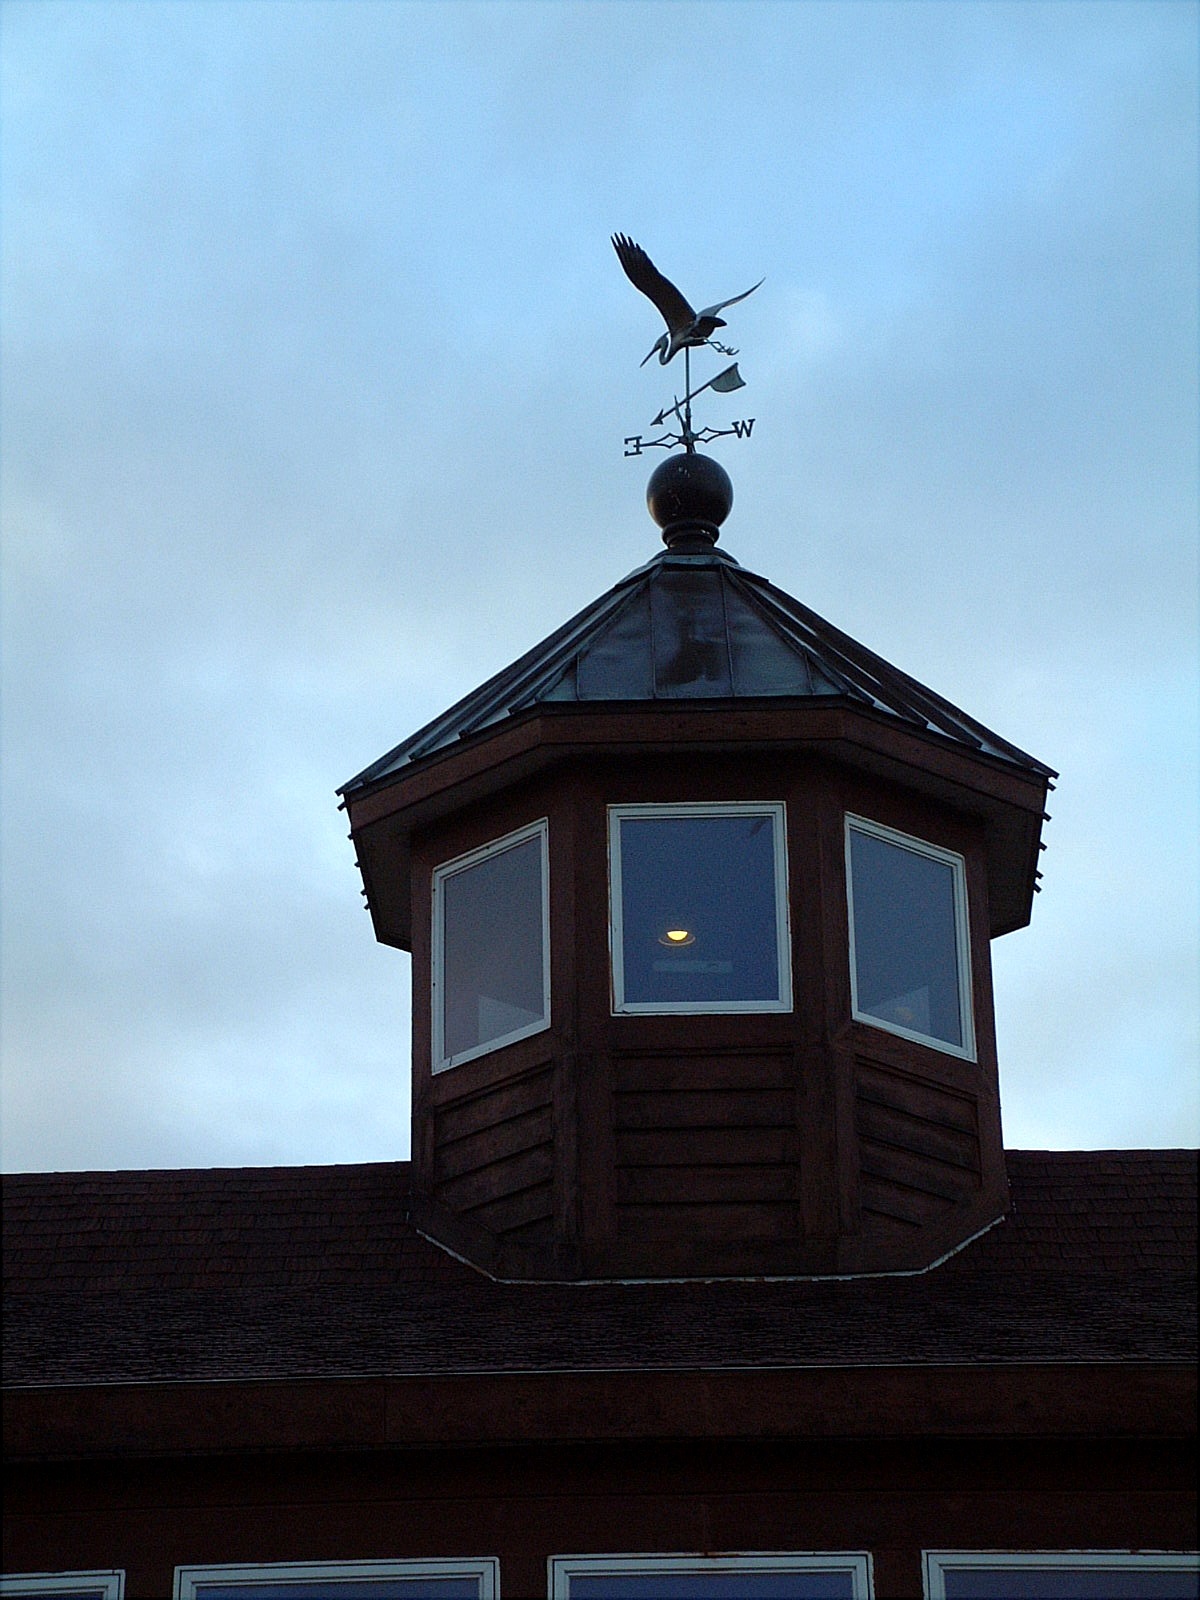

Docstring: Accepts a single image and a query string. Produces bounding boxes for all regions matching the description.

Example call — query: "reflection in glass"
[0,1591,113,1600]
[439,830,545,1064]
[941,1566,1199,1599]
[616,811,785,1008]
[568,1573,856,1599]
[848,824,965,1050]
[197,1583,480,1599]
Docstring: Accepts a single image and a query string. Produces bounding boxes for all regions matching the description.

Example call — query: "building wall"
[5,1437,1194,1599]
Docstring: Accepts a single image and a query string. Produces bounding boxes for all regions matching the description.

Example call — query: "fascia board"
[4,1363,1194,1462]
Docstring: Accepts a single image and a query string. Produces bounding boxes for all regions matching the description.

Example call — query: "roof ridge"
[5,1149,1194,1184]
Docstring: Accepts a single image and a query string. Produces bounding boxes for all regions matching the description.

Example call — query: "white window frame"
[431,817,550,1072]
[0,1579,123,1600]
[845,813,976,1061]
[174,1557,499,1599]
[608,802,792,1015]
[922,1550,1200,1599]
[550,1552,873,1598]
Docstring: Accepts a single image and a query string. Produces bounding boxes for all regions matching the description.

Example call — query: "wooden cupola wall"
[340,461,1053,1281]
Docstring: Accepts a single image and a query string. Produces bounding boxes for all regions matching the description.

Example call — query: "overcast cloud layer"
[2,0,1197,1172]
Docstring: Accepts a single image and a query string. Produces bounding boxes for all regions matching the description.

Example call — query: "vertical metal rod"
[684,346,693,450]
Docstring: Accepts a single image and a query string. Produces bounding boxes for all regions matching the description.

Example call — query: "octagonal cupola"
[340,238,1053,1282]
[339,449,1053,1282]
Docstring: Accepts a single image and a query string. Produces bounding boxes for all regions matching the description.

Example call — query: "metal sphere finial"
[646,453,733,549]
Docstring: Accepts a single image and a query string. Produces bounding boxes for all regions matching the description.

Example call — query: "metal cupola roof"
[339,536,1053,799]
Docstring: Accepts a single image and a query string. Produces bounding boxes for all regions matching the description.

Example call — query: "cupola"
[339,240,1054,1282]
[340,452,1052,1282]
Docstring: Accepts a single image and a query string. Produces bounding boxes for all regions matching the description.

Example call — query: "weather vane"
[612,234,761,458]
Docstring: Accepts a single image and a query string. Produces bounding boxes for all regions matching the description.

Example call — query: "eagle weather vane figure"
[612,233,761,458]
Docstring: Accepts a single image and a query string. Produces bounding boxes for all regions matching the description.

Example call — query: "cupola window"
[845,814,974,1059]
[432,820,549,1071]
[609,803,791,1014]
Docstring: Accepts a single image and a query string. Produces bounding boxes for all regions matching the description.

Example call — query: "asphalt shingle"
[3,1151,1194,1388]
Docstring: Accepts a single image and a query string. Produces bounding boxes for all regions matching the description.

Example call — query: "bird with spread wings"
[612,233,763,366]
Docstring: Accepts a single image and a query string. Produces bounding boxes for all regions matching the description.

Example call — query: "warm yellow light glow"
[659,928,695,946]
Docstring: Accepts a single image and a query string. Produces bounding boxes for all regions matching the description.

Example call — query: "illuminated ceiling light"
[659,928,695,946]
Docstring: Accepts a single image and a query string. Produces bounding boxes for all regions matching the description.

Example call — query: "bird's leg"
[707,338,738,358]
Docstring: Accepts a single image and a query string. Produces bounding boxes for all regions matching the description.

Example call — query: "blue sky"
[1,0,1196,1170]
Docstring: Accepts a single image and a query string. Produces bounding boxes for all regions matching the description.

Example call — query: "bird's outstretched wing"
[612,234,695,334]
[697,278,765,322]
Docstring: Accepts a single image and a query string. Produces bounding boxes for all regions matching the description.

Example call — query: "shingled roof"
[340,547,1055,796]
[4,1151,1194,1389]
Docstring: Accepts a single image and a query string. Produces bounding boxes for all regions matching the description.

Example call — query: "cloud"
[2,0,1196,1168]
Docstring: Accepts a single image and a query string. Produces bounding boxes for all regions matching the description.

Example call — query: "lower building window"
[174,1559,498,1600]
[550,1554,873,1599]
[923,1552,1200,1599]
[0,1578,123,1600]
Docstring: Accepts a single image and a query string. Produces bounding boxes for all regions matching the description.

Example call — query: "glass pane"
[618,813,782,1006]
[569,1574,855,1599]
[441,833,544,1061]
[849,827,963,1048]
[196,1581,480,1599]
[0,1592,111,1600]
[942,1566,1199,1599]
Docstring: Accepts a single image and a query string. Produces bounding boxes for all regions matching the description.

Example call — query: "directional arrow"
[653,362,745,427]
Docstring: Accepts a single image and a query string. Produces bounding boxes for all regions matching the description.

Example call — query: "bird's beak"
[640,336,666,367]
